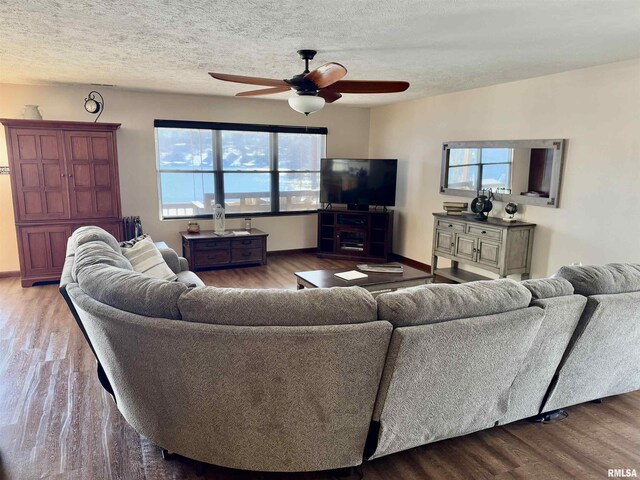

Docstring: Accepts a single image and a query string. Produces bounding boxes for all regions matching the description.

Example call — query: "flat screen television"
[320,158,398,210]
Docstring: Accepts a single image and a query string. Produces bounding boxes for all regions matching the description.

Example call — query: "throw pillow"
[121,237,177,281]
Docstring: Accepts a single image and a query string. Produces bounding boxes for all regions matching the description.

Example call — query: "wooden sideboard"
[1,119,123,286]
[181,229,268,271]
[431,212,536,283]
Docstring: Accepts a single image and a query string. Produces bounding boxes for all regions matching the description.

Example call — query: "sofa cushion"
[77,263,188,319]
[376,278,532,327]
[176,270,205,287]
[178,286,377,326]
[71,225,121,253]
[72,240,133,282]
[554,263,640,296]
[121,237,177,281]
[521,278,574,300]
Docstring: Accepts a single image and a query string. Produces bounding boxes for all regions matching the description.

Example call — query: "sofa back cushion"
[542,290,640,412]
[376,278,531,327]
[499,293,587,424]
[521,278,574,300]
[72,240,133,282]
[66,283,393,472]
[179,286,377,326]
[71,225,121,254]
[369,305,544,459]
[76,263,188,319]
[554,263,640,296]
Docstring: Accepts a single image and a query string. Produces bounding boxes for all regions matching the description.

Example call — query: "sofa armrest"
[158,247,182,274]
[179,256,189,272]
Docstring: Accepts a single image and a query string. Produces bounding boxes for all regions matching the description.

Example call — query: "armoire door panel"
[44,191,66,215]
[73,163,92,187]
[65,131,118,218]
[40,135,60,159]
[91,136,110,159]
[19,163,40,187]
[49,230,69,269]
[23,231,49,270]
[42,163,63,187]
[23,191,44,215]
[19,225,71,276]
[94,164,111,187]
[73,191,94,215]
[70,135,90,160]
[10,129,69,221]
[16,134,37,159]
[95,191,113,214]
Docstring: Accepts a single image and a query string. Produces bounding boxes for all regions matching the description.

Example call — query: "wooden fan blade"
[325,80,410,94]
[209,72,289,88]
[236,86,291,97]
[318,90,342,104]
[304,62,347,88]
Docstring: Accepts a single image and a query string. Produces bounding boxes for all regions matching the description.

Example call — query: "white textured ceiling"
[1,0,639,107]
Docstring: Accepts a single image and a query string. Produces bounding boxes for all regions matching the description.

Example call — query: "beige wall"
[369,59,640,278]
[0,84,370,271]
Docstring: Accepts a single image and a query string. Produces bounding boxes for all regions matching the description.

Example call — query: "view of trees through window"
[156,125,325,218]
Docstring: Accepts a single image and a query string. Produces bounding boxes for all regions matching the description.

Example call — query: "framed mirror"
[440,139,566,208]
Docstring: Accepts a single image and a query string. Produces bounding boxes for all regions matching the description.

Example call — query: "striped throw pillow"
[121,237,177,281]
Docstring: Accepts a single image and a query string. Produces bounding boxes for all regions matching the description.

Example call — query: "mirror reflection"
[441,140,565,208]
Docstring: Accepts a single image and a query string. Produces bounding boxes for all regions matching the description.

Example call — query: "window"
[155,121,326,219]
[445,148,512,193]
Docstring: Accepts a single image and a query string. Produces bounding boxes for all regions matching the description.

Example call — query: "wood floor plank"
[0,253,638,479]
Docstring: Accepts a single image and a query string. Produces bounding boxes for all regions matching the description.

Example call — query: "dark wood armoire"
[1,119,123,287]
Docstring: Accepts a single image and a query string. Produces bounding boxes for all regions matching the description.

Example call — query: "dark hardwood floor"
[0,252,638,479]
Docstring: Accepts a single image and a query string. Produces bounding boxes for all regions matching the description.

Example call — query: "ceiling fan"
[209,50,410,115]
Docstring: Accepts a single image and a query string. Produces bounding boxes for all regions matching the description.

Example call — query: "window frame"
[443,147,513,193]
[155,120,327,220]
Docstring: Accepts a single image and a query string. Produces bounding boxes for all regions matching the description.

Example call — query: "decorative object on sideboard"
[214,204,226,235]
[504,202,518,222]
[187,221,200,234]
[443,201,468,216]
[22,105,43,120]
[244,218,252,231]
[0,166,9,175]
[470,189,494,221]
[84,91,104,122]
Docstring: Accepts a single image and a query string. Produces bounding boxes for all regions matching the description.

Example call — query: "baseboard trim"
[268,247,317,256]
[0,270,20,278]
[390,254,431,273]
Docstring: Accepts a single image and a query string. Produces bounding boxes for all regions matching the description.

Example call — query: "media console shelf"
[431,212,535,283]
[317,209,393,262]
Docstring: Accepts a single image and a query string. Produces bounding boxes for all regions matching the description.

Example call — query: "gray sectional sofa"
[59,226,640,473]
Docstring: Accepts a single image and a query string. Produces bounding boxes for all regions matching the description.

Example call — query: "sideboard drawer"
[195,239,230,251]
[195,250,231,266]
[436,219,465,232]
[231,238,263,249]
[467,225,502,241]
[231,247,263,264]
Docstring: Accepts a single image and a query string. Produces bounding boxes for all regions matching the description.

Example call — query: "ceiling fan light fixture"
[288,93,325,116]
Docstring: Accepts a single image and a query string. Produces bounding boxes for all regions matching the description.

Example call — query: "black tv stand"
[317,208,393,262]
[347,203,370,211]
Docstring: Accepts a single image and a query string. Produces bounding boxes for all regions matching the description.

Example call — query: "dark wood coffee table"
[295,265,432,295]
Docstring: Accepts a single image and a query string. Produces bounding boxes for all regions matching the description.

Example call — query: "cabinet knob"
[68,173,73,177]
[448,224,453,227]
[451,242,454,246]
[60,173,65,177]
[481,230,486,234]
